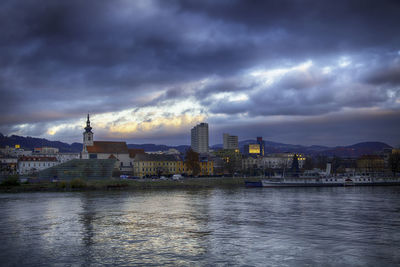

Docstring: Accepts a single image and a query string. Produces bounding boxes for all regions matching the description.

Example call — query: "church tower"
[82,114,94,153]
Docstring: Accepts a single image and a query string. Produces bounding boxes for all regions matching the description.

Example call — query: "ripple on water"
[0,187,399,266]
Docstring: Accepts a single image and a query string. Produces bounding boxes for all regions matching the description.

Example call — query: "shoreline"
[0,177,260,193]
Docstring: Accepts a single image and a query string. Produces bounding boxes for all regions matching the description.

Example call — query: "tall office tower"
[223,133,239,150]
[191,123,209,153]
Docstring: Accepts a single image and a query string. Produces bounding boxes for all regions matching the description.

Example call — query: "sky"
[1,0,400,147]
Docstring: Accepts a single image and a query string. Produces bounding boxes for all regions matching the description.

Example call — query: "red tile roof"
[87,141,129,154]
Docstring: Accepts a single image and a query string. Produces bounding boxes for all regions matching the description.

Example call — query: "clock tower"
[82,114,94,153]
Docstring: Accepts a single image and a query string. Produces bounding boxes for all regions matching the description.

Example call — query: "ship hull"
[261,177,400,187]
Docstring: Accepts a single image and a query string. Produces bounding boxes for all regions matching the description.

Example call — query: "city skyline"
[1,1,400,147]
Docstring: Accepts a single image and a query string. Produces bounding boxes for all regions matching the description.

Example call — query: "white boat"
[261,176,400,187]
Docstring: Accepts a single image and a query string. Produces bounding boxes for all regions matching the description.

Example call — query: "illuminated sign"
[15,144,20,149]
[249,144,260,154]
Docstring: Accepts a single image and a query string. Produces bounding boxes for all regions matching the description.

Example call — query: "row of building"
[2,116,398,179]
[190,123,266,156]
[0,145,81,175]
[80,115,214,178]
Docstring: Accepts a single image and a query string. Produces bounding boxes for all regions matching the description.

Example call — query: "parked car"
[172,174,183,180]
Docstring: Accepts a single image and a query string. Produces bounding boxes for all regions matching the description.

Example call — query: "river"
[1,186,400,266]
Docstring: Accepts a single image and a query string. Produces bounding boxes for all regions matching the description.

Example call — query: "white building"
[17,156,58,175]
[242,157,261,170]
[223,133,238,150]
[262,153,306,169]
[242,153,306,170]
[261,157,291,169]
[33,146,80,164]
[191,123,209,153]
[35,152,80,164]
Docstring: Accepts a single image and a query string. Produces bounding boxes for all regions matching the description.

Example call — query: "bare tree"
[185,148,200,176]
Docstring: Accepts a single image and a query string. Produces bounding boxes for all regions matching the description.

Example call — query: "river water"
[0,186,400,266]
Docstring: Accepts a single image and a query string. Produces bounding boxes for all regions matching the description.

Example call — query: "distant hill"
[314,142,392,158]
[127,144,190,153]
[0,133,82,153]
[0,133,392,157]
[212,140,392,158]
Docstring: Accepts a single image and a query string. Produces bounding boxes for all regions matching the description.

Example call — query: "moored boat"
[261,176,400,187]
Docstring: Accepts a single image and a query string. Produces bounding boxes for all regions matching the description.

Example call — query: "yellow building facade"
[133,154,214,177]
[133,154,178,178]
[176,160,214,176]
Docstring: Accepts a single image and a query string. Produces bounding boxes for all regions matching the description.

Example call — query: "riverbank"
[0,177,261,193]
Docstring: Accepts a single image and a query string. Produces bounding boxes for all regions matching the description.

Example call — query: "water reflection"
[0,187,400,266]
[74,190,214,265]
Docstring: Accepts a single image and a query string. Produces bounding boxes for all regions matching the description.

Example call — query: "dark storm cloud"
[176,0,400,51]
[1,0,399,145]
[363,55,400,86]
[202,56,399,117]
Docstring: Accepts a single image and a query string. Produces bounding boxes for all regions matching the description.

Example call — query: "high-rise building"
[191,123,209,153]
[223,133,238,150]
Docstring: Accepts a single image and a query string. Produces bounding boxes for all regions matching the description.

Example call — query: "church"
[81,114,133,173]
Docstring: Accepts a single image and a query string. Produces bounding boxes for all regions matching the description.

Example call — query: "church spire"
[82,113,94,154]
[85,113,92,133]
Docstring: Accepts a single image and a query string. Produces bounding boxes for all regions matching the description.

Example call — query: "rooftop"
[87,141,129,154]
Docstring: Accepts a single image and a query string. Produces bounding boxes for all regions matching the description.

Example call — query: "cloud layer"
[1,0,399,146]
